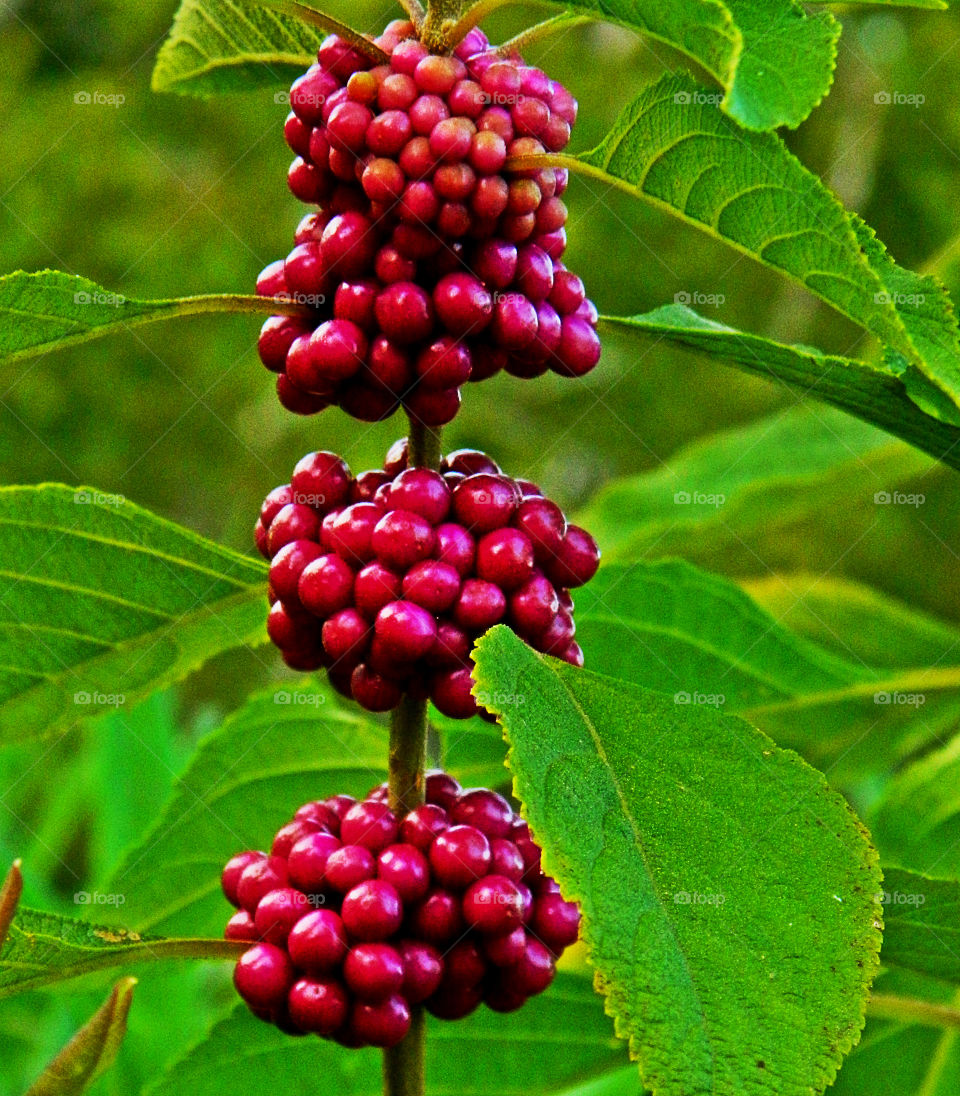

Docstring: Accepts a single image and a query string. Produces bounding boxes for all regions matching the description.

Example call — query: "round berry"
[324,844,377,893]
[372,510,436,570]
[350,993,411,1047]
[475,527,535,590]
[234,943,294,1010]
[222,850,265,906]
[341,801,400,852]
[341,879,404,941]
[287,831,342,892]
[399,803,449,850]
[429,825,491,888]
[377,843,430,903]
[237,855,289,912]
[288,977,349,1035]
[298,554,354,616]
[451,788,514,838]
[452,474,520,532]
[463,874,525,934]
[532,892,581,953]
[398,939,444,1003]
[254,887,310,945]
[375,599,438,661]
[344,943,405,1001]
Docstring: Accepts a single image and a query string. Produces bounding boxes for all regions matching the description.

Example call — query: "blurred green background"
[2,0,960,1091]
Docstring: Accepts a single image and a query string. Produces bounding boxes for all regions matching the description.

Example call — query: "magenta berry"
[262,27,599,425]
[224,772,578,1043]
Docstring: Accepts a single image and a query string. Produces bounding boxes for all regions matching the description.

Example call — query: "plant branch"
[0,860,23,947]
[398,0,426,31]
[381,415,439,1096]
[407,418,443,471]
[496,14,591,56]
[868,993,960,1031]
[421,0,508,52]
[252,0,389,62]
[383,1007,426,1096]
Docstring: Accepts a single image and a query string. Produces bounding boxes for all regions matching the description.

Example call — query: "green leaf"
[833,970,960,1096]
[872,735,960,879]
[23,978,136,1096]
[0,271,289,367]
[152,0,327,96]
[148,974,627,1095]
[807,0,946,7]
[577,404,932,568]
[516,0,839,132]
[473,626,883,1096]
[742,573,960,671]
[572,560,960,782]
[0,907,239,1000]
[573,73,960,424]
[0,485,268,746]
[106,679,388,937]
[602,305,960,472]
[878,867,960,984]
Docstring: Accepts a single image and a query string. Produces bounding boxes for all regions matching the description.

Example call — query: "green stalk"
[382,415,441,1096]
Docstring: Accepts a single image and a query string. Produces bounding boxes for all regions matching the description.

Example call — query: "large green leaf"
[572,73,960,424]
[577,404,933,567]
[0,907,238,1000]
[524,0,838,132]
[872,735,960,879]
[0,485,268,746]
[23,978,136,1096]
[742,573,960,671]
[148,974,627,1095]
[153,0,324,96]
[473,626,882,1096]
[602,306,960,472]
[106,679,389,937]
[0,271,291,367]
[573,560,960,782]
[833,970,960,1096]
[878,867,960,984]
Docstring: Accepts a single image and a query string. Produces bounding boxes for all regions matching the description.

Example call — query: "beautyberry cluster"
[256,20,601,424]
[256,442,599,717]
[223,773,580,1047]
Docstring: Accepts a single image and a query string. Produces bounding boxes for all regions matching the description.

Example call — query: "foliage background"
[1,0,960,1091]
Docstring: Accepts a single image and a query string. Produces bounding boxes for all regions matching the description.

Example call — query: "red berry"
[288,831,342,892]
[342,879,404,941]
[288,977,349,1034]
[324,844,377,893]
[344,943,405,1001]
[234,943,294,1010]
[463,874,525,934]
[451,788,514,838]
[341,800,400,852]
[377,843,431,902]
[222,850,265,906]
[350,993,411,1047]
[398,939,444,1003]
[429,825,491,888]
